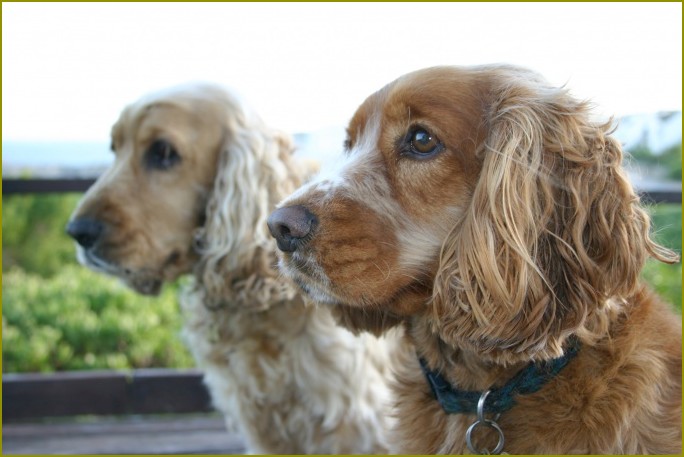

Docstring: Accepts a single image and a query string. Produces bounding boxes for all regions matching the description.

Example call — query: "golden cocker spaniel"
[269,65,682,454]
[67,83,394,453]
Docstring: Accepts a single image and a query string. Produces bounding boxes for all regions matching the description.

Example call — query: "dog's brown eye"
[408,128,442,157]
[145,139,181,170]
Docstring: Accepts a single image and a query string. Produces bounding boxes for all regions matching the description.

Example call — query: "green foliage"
[2,266,194,372]
[627,144,657,163]
[660,143,682,181]
[627,143,682,181]
[641,260,682,313]
[642,203,682,312]
[648,203,682,254]
[3,193,83,277]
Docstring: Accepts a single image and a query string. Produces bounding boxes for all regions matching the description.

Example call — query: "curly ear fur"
[432,73,679,364]
[194,106,306,309]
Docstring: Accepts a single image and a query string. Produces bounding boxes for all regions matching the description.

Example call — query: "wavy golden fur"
[272,65,682,454]
[68,83,394,453]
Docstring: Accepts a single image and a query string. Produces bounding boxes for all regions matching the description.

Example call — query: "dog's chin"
[125,276,163,296]
[294,278,341,305]
[76,247,164,296]
[278,258,342,305]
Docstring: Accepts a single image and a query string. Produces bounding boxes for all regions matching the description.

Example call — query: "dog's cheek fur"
[299,192,435,334]
[313,198,402,304]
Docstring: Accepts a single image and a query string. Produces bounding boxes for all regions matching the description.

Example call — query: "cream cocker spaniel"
[67,83,394,454]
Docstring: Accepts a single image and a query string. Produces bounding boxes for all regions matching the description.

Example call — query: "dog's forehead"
[348,67,491,138]
[346,93,382,145]
[110,103,167,152]
[111,99,216,153]
[111,84,237,144]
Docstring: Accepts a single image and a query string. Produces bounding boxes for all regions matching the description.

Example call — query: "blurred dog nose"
[66,218,104,248]
[267,205,317,253]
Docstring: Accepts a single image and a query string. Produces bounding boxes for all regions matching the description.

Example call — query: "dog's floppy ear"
[194,105,303,309]
[431,72,678,364]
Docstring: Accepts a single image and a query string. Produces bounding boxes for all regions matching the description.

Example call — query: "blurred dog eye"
[408,128,442,157]
[145,140,181,170]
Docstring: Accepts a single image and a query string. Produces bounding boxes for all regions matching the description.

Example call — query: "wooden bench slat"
[1,415,246,455]
[2,369,214,421]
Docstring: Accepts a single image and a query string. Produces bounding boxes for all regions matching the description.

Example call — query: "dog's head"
[68,83,297,298]
[269,65,678,362]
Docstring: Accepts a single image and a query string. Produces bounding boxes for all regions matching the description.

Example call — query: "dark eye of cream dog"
[145,139,181,170]
[407,128,443,158]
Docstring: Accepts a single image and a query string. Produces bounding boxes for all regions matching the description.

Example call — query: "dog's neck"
[407,315,533,392]
[418,336,580,416]
[406,310,586,400]
[407,293,632,396]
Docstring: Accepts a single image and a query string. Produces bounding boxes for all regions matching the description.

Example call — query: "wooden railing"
[3,177,682,203]
[3,178,96,194]
[2,369,213,421]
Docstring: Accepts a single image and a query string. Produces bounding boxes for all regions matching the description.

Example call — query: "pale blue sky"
[3,2,682,142]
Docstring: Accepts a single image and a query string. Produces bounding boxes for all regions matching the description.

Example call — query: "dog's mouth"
[280,253,431,320]
[277,253,343,306]
[78,247,121,276]
[278,246,435,319]
[76,246,164,296]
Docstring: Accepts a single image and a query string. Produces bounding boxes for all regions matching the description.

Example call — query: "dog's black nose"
[267,205,317,253]
[66,218,104,248]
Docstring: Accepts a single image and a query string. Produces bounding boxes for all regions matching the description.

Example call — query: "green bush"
[3,193,82,277]
[629,143,682,181]
[642,203,682,312]
[648,203,682,254]
[661,143,682,181]
[2,266,194,372]
[641,260,682,313]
